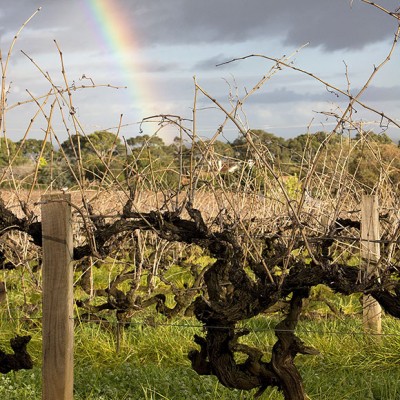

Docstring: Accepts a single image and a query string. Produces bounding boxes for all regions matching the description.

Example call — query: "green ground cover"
[1,314,399,399]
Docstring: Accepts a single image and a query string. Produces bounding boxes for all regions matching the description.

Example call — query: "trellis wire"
[1,311,399,337]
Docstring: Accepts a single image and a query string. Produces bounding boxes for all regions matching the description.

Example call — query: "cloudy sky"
[1,0,399,145]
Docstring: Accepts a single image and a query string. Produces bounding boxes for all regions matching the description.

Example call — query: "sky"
[1,0,399,145]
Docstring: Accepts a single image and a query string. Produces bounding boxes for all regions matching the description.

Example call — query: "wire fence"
[1,306,399,337]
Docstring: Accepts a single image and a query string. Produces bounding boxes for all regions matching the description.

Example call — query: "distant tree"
[194,139,235,161]
[348,141,400,190]
[88,131,124,156]
[354,131,393,144]
[61,131,122,158]
[233,130,289,162]
[60,131,124,182]
[0,138,17,166]
[127,134,165,148]
[16,139,54,160]
[286,132,331,162]
[60,134,89,160]
[125,134,179,188]
[209,140,235,158]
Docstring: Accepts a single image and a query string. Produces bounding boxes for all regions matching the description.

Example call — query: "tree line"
[1,129,398,192]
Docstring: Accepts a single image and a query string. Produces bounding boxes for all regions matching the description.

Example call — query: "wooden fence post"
[361,194,382,336]
[42,193,74,400]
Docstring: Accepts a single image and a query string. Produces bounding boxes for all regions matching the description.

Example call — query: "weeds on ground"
[1,311,400,399]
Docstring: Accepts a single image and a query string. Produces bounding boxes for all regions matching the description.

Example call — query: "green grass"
[1,312,400,399]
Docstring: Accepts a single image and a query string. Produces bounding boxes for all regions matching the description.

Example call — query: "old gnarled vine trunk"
[188,229,319,400]
[271,290,320,399]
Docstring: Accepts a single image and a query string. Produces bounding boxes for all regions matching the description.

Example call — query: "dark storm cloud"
[140,60,182,73]
[192,54,239,70]
[0,1,89,56]
[243,85,400,105]
[133,0,398,50]
[0,1,72,33]
[248,87,326,104]
[1,0,398,54]
[359,85,400,102]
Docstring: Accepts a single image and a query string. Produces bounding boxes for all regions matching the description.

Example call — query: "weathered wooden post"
[361,194,382,336]
[42,193,74,400]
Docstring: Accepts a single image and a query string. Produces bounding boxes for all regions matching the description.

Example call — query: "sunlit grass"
[1,311,400,399]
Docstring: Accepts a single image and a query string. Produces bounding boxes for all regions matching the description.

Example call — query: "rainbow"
[81,0,157,123]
